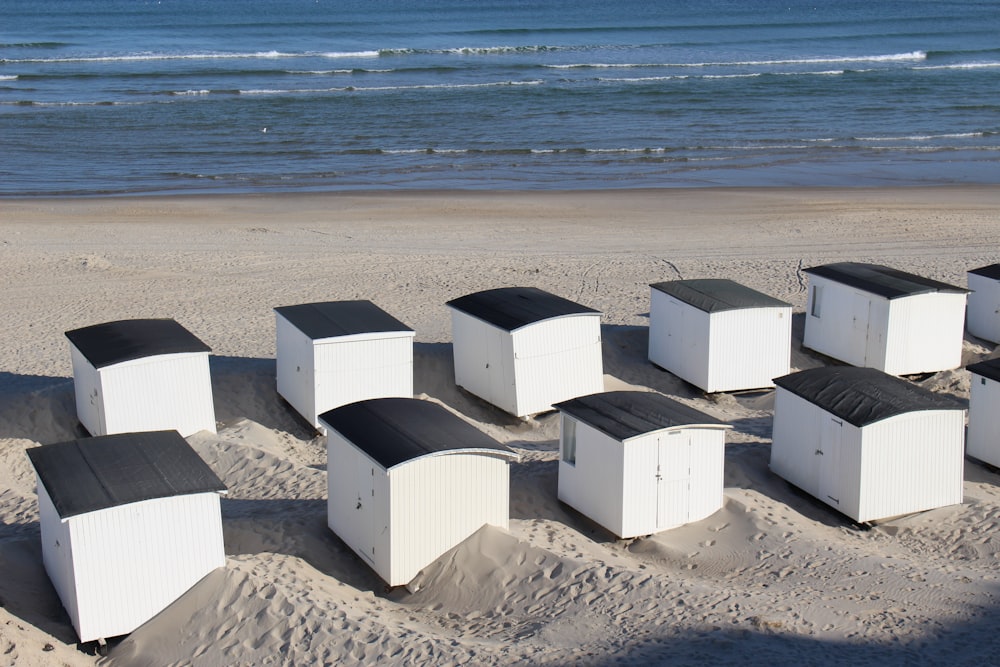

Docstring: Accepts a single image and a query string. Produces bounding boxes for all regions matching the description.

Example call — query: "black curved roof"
[650,279,790,313]
[65,319,210,369]
[773,366,964,427]
[275,300,413,340]
[319,398,518,470]
[555,390,726,441]
[968,357,1000,383]
[446,287,599,332]
[803,262,968,300]
[26,430,226,519]
[969,264,1000,281]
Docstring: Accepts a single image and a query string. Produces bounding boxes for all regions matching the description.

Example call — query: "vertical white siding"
[37,482,78,634]
[804,277,891,369]
[967,272,1000,344]
[621,434,660,538]
[770,389,825,493]
[275,315,317,425]
[968,373,1000,467]
[70,345,105,436]
[558,418,627,537]
[313,334,414,422]
[511,315,603,417]
[60,493,225,642]
[450,310,515,413]
[884,293,967,375]
[856,411,965,522]
[387,454,511,587]
[648,292,711,390]
[98,353,216,437]
[326,432,379,567]
[685,429,726,524]
[707,308,791,393]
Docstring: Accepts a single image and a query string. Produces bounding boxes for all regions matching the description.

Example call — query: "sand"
[2,186,1000,665]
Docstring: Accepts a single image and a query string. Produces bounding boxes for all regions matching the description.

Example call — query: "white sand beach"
[2,187,1000,665]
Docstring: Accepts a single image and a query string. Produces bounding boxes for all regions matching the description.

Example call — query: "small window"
[810,284,823,318]
[562,417,577,465]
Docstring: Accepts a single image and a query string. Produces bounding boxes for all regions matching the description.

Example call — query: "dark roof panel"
[319,398,517,469]
[555,391,726,441]
[26,430,226,519]
[803,262,968,300]
[446,287,600,332]
[968,358,1000,384]
[773,367,964,427]
[275,300,413,340]
[65,319,210,369]
[969,264,1000,281]
[650,279,791,313]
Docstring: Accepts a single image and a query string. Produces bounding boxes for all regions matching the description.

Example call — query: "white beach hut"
[554,391,730,539]
[803,262,969,376]
[65,318,216,437]
[26,430,227,645]
[966,264,1000,344]
[446,286,604,417]
[275,300,415,430]
[967,357,1000,468]
[770,366,965,523]
[648,279,792,392]
[320,398,519,587]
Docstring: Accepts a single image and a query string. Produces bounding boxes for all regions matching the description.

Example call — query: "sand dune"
[2,188,1000,664]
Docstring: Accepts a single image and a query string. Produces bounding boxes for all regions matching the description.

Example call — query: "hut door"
[356,457,377,563]
[656,432,691,529]
[851,293,872,366]
[486,327,508,407]
[818,417,843,507]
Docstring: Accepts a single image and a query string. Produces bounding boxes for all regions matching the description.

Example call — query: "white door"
[486,327,508,408]
[817,417,843,507]
[657,431,691,529]
[356,456,377,564]
[851,293,872,366]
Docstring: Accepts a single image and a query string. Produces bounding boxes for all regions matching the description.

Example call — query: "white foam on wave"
[236,79,544,95]
[915,62,1000,70]
[546,51,926,70]
[0,75,17,81]
[858,132,985,141]
[320,50,380,58]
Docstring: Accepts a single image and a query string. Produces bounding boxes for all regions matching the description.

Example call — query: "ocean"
[2,0,999,196]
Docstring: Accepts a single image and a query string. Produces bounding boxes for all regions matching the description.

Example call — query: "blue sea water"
[1,0,999,196]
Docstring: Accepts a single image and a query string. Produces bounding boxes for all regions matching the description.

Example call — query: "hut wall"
[558,416,626,537]
[388,453,511,587]
[94,353,215,437]
[42,491,224,642]
[510,315,603,417]
[884,292,967,375]
[967,272,1000,344]
[856,411,965,522]
[968,372,1000,467]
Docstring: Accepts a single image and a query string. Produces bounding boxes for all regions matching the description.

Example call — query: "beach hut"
[320,398,519,587]
[648,279,792,392]
[554,391,730,539]
[65,318,216,437]
[769,366,965,523]
[275,300,415,430]
[25,430,227,645]
[802,262,968,376]
[966,264,1000,344]
[446,286,604,417]
[967,358,1000,468]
